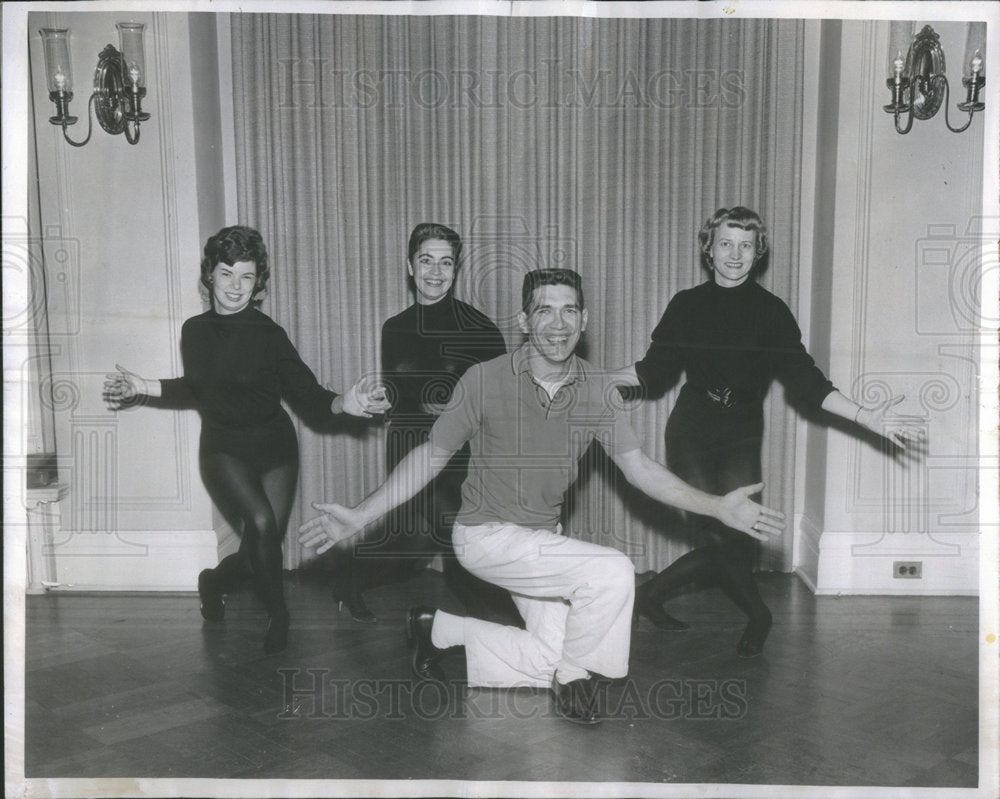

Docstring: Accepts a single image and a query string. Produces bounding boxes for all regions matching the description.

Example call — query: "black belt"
[707,387,737,408]
[689,385,758,409]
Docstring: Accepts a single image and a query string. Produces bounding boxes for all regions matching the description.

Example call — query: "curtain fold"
[231,14,807,572]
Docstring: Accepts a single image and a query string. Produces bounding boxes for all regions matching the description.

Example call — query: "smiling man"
[301,268,784,724]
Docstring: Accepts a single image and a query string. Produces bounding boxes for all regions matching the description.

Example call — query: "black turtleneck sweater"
[634,279,835,413]
[381,295,506,464]
[160,306,338,462]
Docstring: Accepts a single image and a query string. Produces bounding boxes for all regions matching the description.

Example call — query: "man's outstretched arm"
[299,441,456,553]
[610,447,785,541]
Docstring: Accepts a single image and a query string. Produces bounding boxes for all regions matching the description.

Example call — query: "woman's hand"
[299,502,367,554]
[717,483,786,542]
[856,395,927,453]
[339,378,392,418]
[103,364,152,409]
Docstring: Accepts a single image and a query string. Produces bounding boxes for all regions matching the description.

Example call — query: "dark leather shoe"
[406,606,446,683]
[552,676,601,725]
[198,569,224,622]
[635,584,689,631]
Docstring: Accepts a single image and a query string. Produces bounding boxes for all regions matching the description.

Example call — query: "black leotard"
[635,278,835,413]
[160,305,338,466]
[381,295,508,468]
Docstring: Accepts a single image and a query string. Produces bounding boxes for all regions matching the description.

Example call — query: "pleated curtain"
[230,13,807,572]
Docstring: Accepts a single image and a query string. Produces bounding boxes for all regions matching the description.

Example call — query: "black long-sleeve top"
[160,306,338,461]
[634,279,836,412]
[381,295,506,461]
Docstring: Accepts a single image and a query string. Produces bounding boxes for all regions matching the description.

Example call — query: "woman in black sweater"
[330,222,518,625]
[104,226,389,652]
[617,207,921,656]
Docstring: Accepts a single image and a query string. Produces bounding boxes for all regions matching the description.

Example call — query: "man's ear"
[406,259,415,278]
[580,308,588,332]
[517,311,529,335]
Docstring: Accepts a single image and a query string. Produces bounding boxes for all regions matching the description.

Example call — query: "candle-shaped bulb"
[54,67,67,91]
[971,50,983,75]
[893,50,904,75]
[128,64,140,86]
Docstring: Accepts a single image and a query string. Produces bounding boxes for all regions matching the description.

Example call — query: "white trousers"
[450,521,635,688]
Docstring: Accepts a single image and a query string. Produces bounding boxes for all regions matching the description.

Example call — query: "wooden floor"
[23,570,978,791]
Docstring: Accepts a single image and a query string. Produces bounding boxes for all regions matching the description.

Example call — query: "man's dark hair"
[521,269,584,314]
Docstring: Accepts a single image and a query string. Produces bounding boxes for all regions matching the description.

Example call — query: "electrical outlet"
[893,561,923,579]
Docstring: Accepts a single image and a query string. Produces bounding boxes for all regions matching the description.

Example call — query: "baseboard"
[815,529,979,595]
[794,513,823,591]
[38,529,218,592]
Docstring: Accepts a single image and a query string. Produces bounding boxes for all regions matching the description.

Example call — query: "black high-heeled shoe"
[331,586,377,624]
[634,583,690,631]
[263,609,290,653]
[198,569,225,622]
[737,609,772,658]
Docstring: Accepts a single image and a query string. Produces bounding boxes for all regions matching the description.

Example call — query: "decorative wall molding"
[116,12,194,511]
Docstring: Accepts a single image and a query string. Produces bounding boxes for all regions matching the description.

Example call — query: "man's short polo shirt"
[431,344,642,529]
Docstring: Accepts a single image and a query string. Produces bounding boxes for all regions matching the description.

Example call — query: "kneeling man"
[301,269,783,724]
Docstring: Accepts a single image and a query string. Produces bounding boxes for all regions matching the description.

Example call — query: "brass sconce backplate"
[94,44,128,135]
[906,25,947,121]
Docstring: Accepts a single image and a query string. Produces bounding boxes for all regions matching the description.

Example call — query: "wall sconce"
[39,23,151,147]
[884,22,986,134]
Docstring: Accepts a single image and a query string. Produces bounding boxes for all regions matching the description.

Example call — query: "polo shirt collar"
[510,342,587,385]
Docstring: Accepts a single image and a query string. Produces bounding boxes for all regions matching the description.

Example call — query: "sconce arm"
[60,93,96,148]
[942,75,981,134]
[891,80,916,135]
[123,119,141,145]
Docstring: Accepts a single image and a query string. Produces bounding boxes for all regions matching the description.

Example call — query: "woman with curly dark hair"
[104,225,389,652]
[616,207,922,657]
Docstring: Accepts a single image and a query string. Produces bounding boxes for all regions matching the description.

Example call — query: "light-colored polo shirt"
[431,343,642,529]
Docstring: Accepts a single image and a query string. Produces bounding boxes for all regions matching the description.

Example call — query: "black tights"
[199,448,298,618]
[645,411,770,633]
[644,536,769,623]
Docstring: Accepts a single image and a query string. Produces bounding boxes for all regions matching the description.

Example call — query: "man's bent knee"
[606,551,636,591]
[585,550,635,594]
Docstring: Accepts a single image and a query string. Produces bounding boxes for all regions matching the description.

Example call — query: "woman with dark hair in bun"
[328,222,518,625]
[616,207,922,657]
[104,225,389,652]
